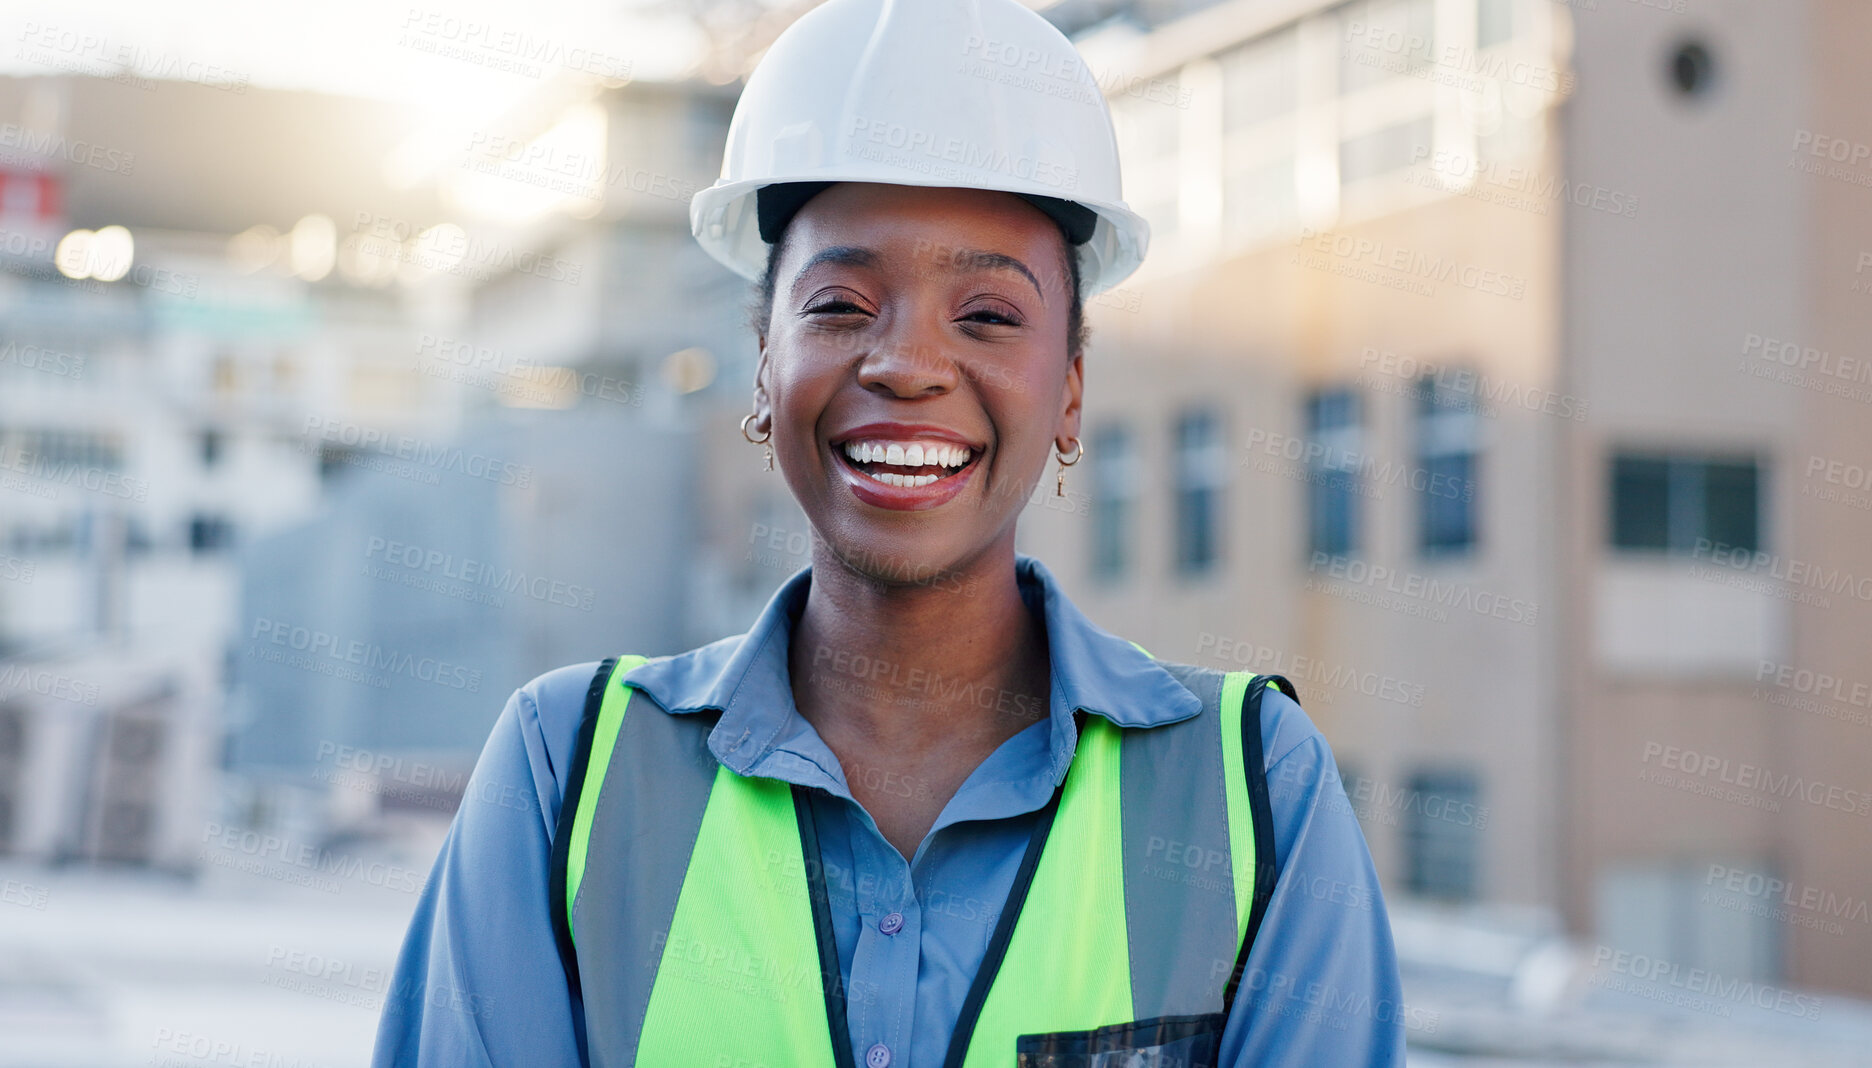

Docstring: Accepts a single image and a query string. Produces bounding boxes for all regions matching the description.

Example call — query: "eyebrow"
[795,244,1045,304]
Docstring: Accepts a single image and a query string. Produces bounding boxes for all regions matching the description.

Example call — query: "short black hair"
[747,216,1089,363]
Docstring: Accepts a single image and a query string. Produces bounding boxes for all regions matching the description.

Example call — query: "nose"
[857,314,963,399]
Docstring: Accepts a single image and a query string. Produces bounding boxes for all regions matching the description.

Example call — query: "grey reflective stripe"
[572,688,722,1068]
[1121,661,1239,1019]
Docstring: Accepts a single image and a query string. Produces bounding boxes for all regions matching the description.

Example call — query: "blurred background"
[1,0,1870,1064]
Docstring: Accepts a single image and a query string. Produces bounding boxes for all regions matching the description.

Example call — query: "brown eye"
[806,300,867,315]
[961,304,1023,327]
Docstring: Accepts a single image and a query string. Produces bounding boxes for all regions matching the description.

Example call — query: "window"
[1477,0,1515,50]
[1224,156,1298,245]
[1415,375,1479,554]
[1339,115,1434,185]
[1306,388,1362,557]
[189,514,236,554]
[1173,411,1225,574]
[1090,424,1138,581]
[1597,860,1781,982]
[1403,768,1482,901]
[1609,453,1760,554]
[1339,0,1436,94]
[199,429,224,468]
[1220,28,1297,132]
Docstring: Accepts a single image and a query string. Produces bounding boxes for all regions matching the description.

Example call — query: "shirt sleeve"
[1217,688,1410,1067]
[371,683,585,1068]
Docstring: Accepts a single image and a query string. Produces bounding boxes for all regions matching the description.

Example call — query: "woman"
[375,1,1404,1065]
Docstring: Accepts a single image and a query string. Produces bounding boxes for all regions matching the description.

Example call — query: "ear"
[751,335,774,434]
[1057,351,1084,454]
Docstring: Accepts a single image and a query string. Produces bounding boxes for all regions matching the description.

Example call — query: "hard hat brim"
[691,175,1149,299]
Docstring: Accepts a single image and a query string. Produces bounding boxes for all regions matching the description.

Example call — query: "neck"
[788,541,1050,757]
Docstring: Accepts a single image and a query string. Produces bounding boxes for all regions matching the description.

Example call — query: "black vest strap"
[1221,673,1293,1014]
[548,657,619,1066]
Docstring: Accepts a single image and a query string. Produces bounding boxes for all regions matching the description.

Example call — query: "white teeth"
[870,471,940,488]
[839,438,977,475]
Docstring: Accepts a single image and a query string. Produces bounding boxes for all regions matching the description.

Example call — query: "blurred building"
[0,74,468,866]
[996,0,1872,1000]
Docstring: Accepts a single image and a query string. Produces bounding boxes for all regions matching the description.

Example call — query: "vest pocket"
[1014,1012,1227,1067]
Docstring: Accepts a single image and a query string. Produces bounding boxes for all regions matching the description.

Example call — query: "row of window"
[1116,0,1545,250]
[1084,377,1763,580]
[1340,762,1484,902]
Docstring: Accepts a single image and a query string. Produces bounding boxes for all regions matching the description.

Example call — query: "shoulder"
[1149,658,1329,772]
[508,661,611,792]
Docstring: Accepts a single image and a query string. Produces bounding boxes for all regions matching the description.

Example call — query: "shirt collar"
[618,552,1202,780]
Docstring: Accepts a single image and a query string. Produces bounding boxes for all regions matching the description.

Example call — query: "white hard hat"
[689,0,1150,299]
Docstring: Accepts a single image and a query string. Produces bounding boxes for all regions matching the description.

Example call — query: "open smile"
[829,431,984,511]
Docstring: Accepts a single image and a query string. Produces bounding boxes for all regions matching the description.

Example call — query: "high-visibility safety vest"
[548,649,1295,1067]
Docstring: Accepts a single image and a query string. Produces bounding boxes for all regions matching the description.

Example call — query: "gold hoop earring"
[1055,436,1083,497]
[741,412,774,471]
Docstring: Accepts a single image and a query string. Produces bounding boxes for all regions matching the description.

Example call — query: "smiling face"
[751,182,1084,585]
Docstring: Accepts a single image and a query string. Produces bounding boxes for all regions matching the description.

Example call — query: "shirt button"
[878,911,904,936]
[865,1043,891,1068]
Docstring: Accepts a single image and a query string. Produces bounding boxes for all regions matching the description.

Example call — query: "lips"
[829,422,985,511]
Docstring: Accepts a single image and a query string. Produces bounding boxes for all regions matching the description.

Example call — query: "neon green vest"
[549,652,1293,1067]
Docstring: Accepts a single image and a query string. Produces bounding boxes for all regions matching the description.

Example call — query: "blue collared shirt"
[373,553,1406,1066]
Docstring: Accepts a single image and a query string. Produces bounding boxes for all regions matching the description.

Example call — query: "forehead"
[784,182,1068,278]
